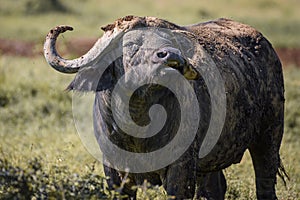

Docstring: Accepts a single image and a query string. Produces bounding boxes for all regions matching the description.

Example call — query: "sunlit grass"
[0,0,299,198]
[0,56,89,173]
[0,55,299,199]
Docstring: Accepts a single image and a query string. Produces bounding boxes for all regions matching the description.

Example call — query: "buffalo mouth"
[165,58,199,80]
[153,47,199,80]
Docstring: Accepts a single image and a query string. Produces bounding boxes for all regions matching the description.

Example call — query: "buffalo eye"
[156,51,168,58]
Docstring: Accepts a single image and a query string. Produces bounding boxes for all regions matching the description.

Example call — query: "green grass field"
[0,0,299,199]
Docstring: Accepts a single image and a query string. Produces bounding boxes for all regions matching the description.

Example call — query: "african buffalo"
[44,16,287,199]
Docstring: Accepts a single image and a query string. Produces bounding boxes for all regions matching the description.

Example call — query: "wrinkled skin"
[44,16,287,199]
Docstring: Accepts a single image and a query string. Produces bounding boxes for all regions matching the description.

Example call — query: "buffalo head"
[44,17,200,92]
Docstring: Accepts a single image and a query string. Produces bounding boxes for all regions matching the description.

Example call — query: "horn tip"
[49,25,73,37]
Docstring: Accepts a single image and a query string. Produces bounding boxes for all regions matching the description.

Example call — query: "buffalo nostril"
[157,51,168,58]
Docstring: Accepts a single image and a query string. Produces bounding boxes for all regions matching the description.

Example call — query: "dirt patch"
[0,38,299,67]
[275,48,300,68]
[0,38,36,57]
[63,37,97,56]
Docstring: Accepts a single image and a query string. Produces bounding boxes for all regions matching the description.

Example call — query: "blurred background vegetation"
[0,0,299,199]
[0,0,300,47]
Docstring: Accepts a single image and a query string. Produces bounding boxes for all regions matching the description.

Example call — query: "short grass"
[0,58,299,199]
[0,0,299,199]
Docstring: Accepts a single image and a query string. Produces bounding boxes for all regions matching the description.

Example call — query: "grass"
[0,0,299,47]
[0,59,299,199]
[0,0,299,199]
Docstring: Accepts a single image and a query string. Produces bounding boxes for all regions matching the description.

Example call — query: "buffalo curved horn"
[44,25,124,73]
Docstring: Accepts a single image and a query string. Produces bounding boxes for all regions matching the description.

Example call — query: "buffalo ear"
[67,62,119,92]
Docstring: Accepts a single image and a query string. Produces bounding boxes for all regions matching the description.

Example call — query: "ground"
[0,0,299,199]
[1,37,300,67]
[0,37,299,199]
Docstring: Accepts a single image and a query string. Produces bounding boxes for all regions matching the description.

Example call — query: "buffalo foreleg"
[195,171,227,200]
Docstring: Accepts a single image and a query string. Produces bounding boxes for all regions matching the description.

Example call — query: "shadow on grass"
[0,157,126,199]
